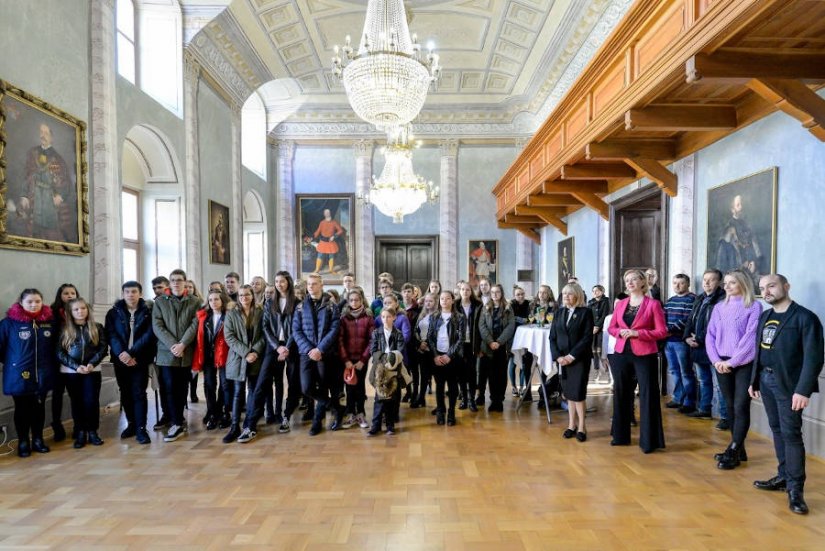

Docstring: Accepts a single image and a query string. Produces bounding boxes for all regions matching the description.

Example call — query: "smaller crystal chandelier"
[361,127,439,224]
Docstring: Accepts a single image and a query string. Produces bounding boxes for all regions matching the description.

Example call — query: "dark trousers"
[201,361,220,421]
[459,343,477,401]
[159,366,191,426]
[610,351,665,453]
[155,365,168,418]
[483,348,509,405]
[232,372,259,429]
[258,349,276,419]
[299,356,331,407]
[283,353,303,418]
[416,351,432,405]
[250,348,296,427]
[407,344,420,395]
[345,370,367,416]
[371,395,400,430]
[13,394,46,441]
[64,372,102,432]
[433,363,458,413]
[761,370,806,491]
[114,363,149,428]
[218,369,234,417]
[50,374,66,427]
[717,364,752,447]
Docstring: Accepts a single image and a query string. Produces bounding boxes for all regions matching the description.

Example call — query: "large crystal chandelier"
[365,127,439,224]
[331,0,441,131]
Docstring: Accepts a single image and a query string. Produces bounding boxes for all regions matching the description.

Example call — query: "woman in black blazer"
[549,283,595,442]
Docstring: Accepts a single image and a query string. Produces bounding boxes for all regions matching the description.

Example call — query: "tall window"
[242,93,267,178]
[140,3,183,114]
[243,191,267,281]
[122,188,141,282]
[116,0,136,83]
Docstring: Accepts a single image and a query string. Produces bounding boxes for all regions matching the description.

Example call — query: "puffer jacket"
[426,311,466,361]
[105,298,156,367]
[57,322,108,372]
[478,302,516,356]
[0,303,57,396]
[224,305,265,382]
[192,308,229,372]
[338,311,374,364]
[292,295,340,356]
[152,291,200,367]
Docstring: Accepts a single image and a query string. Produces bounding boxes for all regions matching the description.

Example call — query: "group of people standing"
[0,265,821,515]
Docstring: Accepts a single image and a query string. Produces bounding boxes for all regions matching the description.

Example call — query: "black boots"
[222,424,241,444]
[717,442,747,470]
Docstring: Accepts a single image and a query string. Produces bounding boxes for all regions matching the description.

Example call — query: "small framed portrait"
[296,194,354,285]
[706,167,777,294]
[468,239,497,286]
[0,80,89,254]
[209,200,231,265]
[557,236,575,293]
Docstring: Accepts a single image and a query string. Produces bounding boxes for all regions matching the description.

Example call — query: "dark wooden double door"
[375,236,438,293]
[611,188,666,297]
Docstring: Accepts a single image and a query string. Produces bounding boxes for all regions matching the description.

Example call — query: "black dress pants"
[416,350,432,405]
[65,372,102,432]
[610,351,665,453]
[371,395,400,430]
[717,364,752,447]
[433,361,458,413]
[483,348,509,405]
[159,366,190,427]
[115,362,149,428]
[50,374,66,427]
[13,393,46,441]
[459,343,476,400]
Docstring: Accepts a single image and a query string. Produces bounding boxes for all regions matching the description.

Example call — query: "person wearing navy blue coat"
[292,273,341,436]
[0,288,57,457]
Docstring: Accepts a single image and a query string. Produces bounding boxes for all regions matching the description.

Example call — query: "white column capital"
[183,49,201,86]
[276,140,296,162]
[353,139,374,158]
[439,138,459,157]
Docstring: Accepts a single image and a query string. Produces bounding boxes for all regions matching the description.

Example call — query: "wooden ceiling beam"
[746,78,825,142]
[686,51,825,84]
[625,105,737,131]
[625,158,678,197]
[515,205,569,220]
[560,163,637,180]
[586,139,676,161]
[503,214,544,225]
[543,180,609,194]
[517,227,542,245]
[570,192,610,220]
[527,194,583,207]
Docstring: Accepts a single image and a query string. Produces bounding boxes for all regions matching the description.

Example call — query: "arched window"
[116,0,136,83]
[242,92,267,178]
[243,191,267,281]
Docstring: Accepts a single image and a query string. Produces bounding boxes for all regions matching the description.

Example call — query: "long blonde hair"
[724,269,756,307]
[61,298,100,350]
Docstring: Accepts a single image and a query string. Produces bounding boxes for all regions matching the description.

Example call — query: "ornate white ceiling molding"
[190,32,252,106]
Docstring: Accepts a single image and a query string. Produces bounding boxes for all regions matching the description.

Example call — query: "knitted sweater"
[664,293,696,342]
[706,296,762,367]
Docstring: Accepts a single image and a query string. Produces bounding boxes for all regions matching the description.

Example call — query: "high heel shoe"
[562,427,577,439]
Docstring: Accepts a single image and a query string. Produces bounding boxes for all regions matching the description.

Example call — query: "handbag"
[343,364,358,385]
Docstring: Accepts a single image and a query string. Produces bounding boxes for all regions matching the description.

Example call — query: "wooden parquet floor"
[2,385,825,550]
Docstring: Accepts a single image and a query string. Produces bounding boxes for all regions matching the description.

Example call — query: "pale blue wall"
[539,208,601,297]
[694,95,825,316]
[294,146,355,193]
[0,0,92,311]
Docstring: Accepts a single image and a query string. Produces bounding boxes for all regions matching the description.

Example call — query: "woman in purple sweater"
[706,269,762,470]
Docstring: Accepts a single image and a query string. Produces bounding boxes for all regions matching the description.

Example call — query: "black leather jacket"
[426,311,466,361]
[57,322,108,371]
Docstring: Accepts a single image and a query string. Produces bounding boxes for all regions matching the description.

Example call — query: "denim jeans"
[664,341,695,407]
[693,361,713,413]
[760,370,806,491]
[712,369,729,419]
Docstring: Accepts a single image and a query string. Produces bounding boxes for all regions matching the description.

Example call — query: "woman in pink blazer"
[608,269,669,453]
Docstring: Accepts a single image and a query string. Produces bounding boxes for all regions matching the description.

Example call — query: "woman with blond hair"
[608,269,668,453]
[549,283,594,441]
[706,269,762,469]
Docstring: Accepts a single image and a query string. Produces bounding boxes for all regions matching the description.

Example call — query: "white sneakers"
[163,424,186,442]
[236,428,257,443]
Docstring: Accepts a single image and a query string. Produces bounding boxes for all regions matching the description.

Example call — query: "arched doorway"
[243,190,268,281]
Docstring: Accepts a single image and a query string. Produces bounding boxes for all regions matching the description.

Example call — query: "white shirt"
[417,315,430,342]
[212,312,222,330]
[437,313,451,353]
[383,328,393,353]
[462,304,472,342]
[278,297,287,341]
[602,314,616,357]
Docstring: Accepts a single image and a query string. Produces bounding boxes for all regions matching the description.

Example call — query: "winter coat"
[478,302,517,356]
[426,311,466,361]
[457,300,483,355]
[292,295,340,356]
[57,322,108,373]
[105,299,156,368]
[224,305,265,382]
[152,292,200,367]
[368,348,411,401]
[338,312,374,364]
[682,286,726,364]
[373,311,412,365]
[191,308,229,372]
[0,304,57,396]
[587,296,612,333]
[370,326,406,357]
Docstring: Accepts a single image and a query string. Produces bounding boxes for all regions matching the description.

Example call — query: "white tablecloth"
[511,325,556,377]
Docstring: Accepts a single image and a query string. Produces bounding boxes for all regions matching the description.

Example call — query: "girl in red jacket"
[192,289,232,430]
[338,287,373,429]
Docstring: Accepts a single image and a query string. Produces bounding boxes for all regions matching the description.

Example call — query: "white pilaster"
[230,103,244,281]
[90,0,121,309]
[353,140,375,295]
[439,139,459,287]
[598,216,610,289]
[514,138,534,296]
[276,140,296,274]
[669,154,696,284]
[183,50,203,284]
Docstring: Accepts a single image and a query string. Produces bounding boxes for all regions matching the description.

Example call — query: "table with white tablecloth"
[511,325,556,423]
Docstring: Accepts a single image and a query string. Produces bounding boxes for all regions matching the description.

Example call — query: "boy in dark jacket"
[368,307,408,435]
[106,281,157,444]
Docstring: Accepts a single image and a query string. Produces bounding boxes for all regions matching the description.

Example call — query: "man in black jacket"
[106,281,157,444]
[749,274,824,515]
[683,269,728,424]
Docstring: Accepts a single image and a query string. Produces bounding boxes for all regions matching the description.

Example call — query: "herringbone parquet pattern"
[1,386,824,550]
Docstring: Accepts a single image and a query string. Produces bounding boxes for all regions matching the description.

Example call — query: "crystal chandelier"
[362,128,439,224]
[331,0,441,131]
